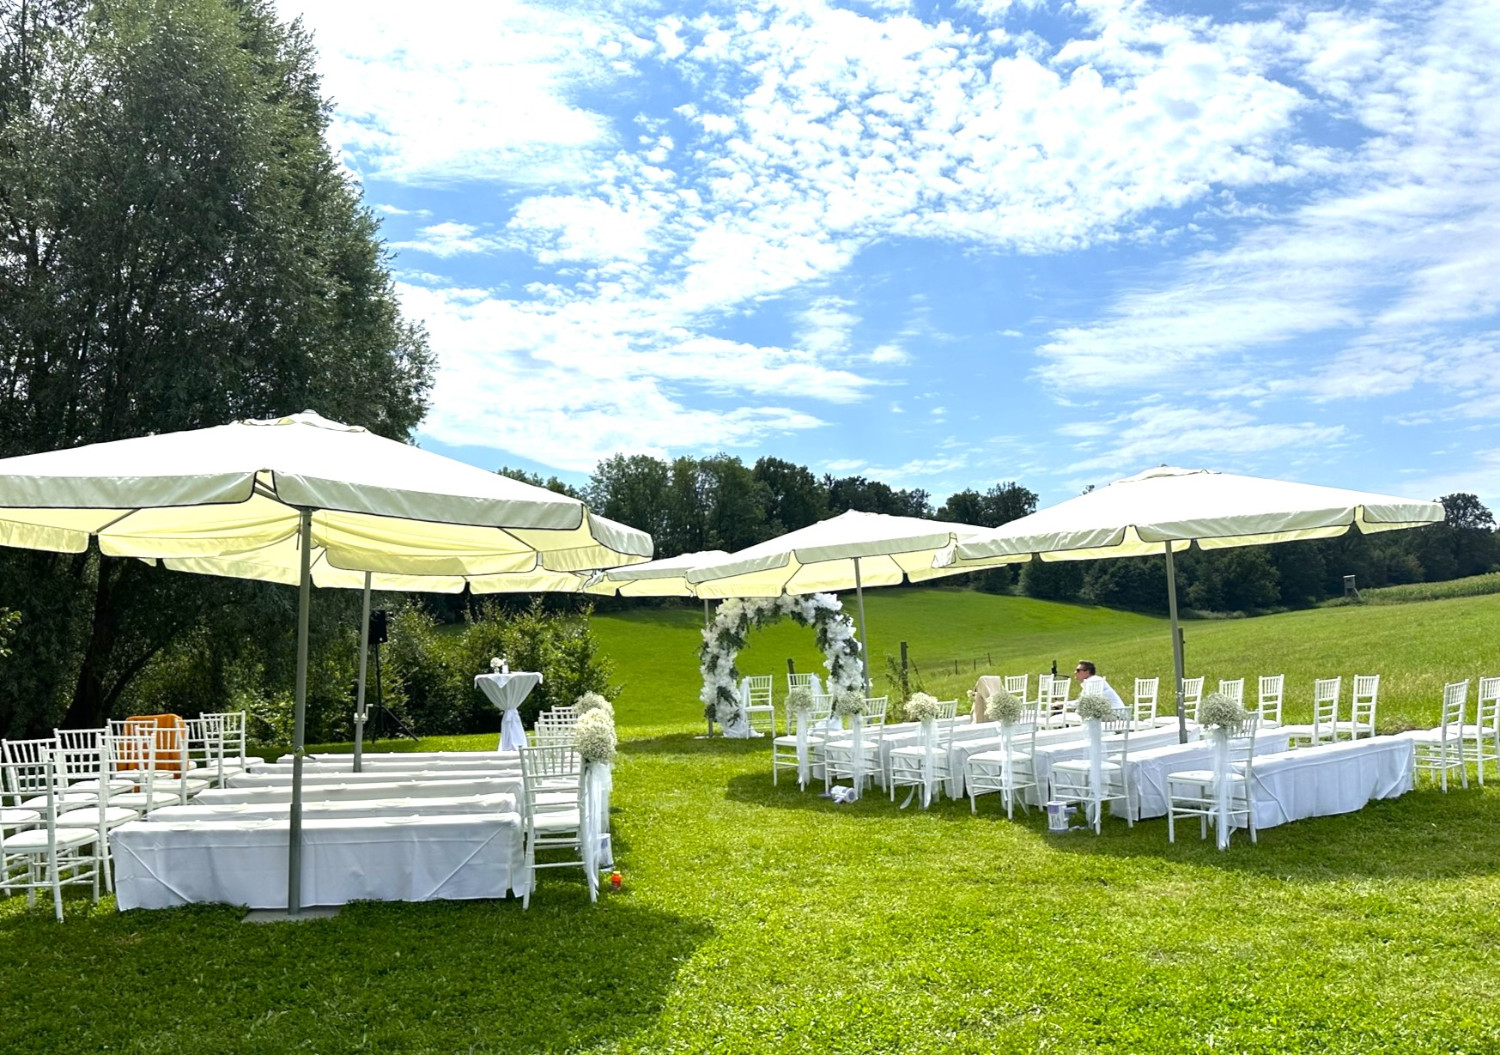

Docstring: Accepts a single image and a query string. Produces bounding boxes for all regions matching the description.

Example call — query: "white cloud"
[393,222,503,258]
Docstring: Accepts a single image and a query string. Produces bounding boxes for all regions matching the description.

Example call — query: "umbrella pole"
[854,557,872,695]
[353,572,372,774]
[703,598,713,736]
[1164,542,1187,744]
[288,509,313,916]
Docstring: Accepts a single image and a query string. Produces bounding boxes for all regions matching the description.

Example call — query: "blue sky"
[275,0,1500,510]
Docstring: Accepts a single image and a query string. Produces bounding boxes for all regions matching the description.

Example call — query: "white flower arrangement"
[987,689,1024,725]
[698,592,864,734]
[786,687,816,717]
[832,690,865,718]
[490,656,504,673]
[1199,691,1250,731]
[1076,693,1117,722]
[574,691,613,717]
[904,692,942,722]
[574,708,617,765]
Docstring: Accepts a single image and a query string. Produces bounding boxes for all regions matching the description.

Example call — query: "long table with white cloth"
[1111,731,1293,820]
[146,793,519,823]
[1246,736,1414,830]
[112,813,527,910]
[193,777,522,805]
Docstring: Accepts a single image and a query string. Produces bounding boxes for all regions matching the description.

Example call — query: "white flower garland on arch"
[700,593,865,738]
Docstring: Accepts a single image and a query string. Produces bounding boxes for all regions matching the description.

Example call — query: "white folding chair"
[785,673,822,735]
[518,744,588,909]
[0,748,99,920]
[53,734,139,894]
[1284,677,1342,747]
[887,702,961,807]
[1347,675,1379,740]
[532,710,578,748]
[104,728,181,813]
[1217,679,1245,705]
[966,712,1040,819]
[1050,717,1133,833]
[1467,677,1499,786]
[822,697,889,794]
[1134,678,1159,727]
[1257,675,1284,728]
[1408,681,1468,792]
[771,694,833,787]
[1043,676,1077,728]
[1182,677,1205,723]
[1167,718,1259,847]
[740,675,776,735]
[3,738,96,813]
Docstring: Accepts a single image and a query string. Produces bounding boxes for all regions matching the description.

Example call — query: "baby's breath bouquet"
[786,687,816,717]
[904,692,942,722]
[1076,694,1117,722]
[832,690,865,718]
[574,691,613,717]
[987,689,1024,725]
[1199,691,1250,732]
[574,708,617,764]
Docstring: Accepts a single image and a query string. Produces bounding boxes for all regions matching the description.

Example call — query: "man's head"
[1074,660,1096,682]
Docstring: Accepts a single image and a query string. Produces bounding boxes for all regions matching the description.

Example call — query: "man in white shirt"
[1074,661,1129,719]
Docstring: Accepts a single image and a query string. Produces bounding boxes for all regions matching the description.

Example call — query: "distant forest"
[504,455,1500,615]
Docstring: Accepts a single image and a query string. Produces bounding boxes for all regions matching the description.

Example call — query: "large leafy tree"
[0,0,433,733]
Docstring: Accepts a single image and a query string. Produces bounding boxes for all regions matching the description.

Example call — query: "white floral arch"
[700,593,865,738]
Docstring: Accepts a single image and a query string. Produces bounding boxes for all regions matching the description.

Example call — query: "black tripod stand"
[365,610,417,743]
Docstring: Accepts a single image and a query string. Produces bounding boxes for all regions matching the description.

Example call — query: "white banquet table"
[475,672,544,751]
[111,813,527,910]
[255,759,518,776]
[194,777,522,804]
[145,793,519,823]
[1115,732,1292,820]
[227,769,505,788]
[283,751,517,767]
[1248,736,1414,830]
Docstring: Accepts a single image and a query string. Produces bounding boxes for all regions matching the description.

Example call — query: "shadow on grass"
[623,731,771,757]
[1040,784,1500,880]
[0,892,710,1054]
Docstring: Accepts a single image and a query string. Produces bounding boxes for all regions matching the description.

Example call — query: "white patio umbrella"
[588,549,731,597]
[683,510,985,692]
[0,411,653,915]
[936,466,1445,739]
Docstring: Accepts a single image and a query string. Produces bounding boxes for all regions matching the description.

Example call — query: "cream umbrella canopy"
[684,510,986,692]
[0,411,653,915]
[936,466,1445,739]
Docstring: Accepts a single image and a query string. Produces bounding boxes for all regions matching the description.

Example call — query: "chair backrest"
[1134,678,1158,724]
[533,712,577,748]
[2,737,59,801]
[1004,674,1028,701]
[787,672,822,697]
[518,744,583,825]
[1439,680,1468,736]
[1036,673,1053,705]
[744,676,773,707]
[1258,675,1284,725]
[1350,674,1379,736]
[1182,677,1205,722]
[1312,676,1341,734]
[936,698,959,721]
[1218,678,1245,704]
[810,694,833,723]
[106,726,159,791]
[861,696,889,725]
[52,728,107,785]
[1100,717,1132,760]
[201,710,249,762]
[1478,677,1500,732]
[1228,715,1260,773]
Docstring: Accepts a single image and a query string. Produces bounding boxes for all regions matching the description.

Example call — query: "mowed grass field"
[2,589,1499,1054]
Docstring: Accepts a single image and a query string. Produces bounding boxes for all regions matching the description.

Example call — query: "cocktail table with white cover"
[111,813,528,910]
[1115,731,1292,820]
[475,672,544,751]
[1247,736,1414,830]
[144,793,519,823]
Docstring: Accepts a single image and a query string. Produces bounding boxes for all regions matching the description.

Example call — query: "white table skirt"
[1248,736,1414,830]
[475,672,543,751]
[227,769,508,788]
[111,813,527,910]
[252,760,519,777]
[1115,732,1292,820]
[288,751,517,765]
[145,793,519,823]
[194,777,523,804]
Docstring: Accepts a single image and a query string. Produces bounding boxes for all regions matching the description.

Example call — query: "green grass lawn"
[3,589,1499,1053]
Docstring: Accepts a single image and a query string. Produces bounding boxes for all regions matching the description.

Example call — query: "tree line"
[509,456,1500,615]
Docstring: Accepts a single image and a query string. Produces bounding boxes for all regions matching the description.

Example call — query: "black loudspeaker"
[368,609,389,644]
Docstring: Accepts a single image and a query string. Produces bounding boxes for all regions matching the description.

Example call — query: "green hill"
[595,587,1500,734]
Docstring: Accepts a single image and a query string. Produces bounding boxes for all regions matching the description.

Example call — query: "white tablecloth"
[279,751,518,769]
[1027,727,1185,806]
[475,672,543,750]
[1116,732,1292,820]
[227,769,507,788]
[112,813,527,910]
[194,777,523,804]
[254,759,518,777]
[145,793,518,823]
[1249,736,1414,830]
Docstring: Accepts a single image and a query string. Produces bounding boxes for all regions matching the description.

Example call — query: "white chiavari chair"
[0,747,100,920]
[1167,717,1259,847]
[822,697,889,794]
[1467,677,1499,786]
[741,675,776,735]
[1257,675,1284,728]
[1347,675,1379,740]
[1182,677,1205,724]
[886,701,960,807]
[1218,679,1245,705]
[785,673,822,735]
[1408,681,1468,792]
[518,744,587,909]
[772,694,834,787]
[1049,716,1133,833]
[1284,677,1342,747]
[1134,678,1159,727]
[965,711,1040,819]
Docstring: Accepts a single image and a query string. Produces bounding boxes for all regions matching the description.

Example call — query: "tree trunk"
[62,558,118,729]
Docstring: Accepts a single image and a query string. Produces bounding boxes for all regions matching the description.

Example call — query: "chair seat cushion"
[21,792,95,810]
[6,827,96,851]
[111,791,181,809]
[0,808,40,827]
[58,805,140,828]
[1052,760,1122,773]
[1167,769,1247,784]
[531,810,581,832]
[1403,728,1460,745]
